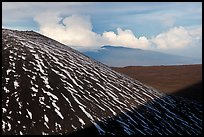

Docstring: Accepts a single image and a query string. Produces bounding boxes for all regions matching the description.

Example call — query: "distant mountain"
[2,29,202,135]
[83,45,201,67]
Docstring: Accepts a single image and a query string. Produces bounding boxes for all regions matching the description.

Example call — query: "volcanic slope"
[2,29,202,135]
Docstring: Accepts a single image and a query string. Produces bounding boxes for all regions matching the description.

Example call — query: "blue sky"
[2,2,202,59]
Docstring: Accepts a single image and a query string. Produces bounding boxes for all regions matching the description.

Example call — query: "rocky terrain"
[2,28,202,135]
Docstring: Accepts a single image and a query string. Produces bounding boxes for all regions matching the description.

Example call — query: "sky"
[2,2,202,59]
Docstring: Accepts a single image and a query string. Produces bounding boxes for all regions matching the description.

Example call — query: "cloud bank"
[34,13,103,50]
[34,13,202,58]
[34,13,151,50]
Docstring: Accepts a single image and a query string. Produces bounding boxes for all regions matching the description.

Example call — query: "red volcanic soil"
[112,64,202,101]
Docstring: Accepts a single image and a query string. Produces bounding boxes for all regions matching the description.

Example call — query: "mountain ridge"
[2,28,202,135]
[83,45,201,67]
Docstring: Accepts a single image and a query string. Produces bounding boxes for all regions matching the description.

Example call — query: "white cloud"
[151,26,202,50]
[187,26,202,40]
[34,13,202,58]
[34,13,103,50]
[150,26,202,59]
[34,13,150,50]
[102,28,150,49]
[151,26,193,49]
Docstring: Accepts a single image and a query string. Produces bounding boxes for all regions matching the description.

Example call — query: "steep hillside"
[2,29,202,135]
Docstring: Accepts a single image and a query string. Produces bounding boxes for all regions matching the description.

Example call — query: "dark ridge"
[2,28,202,135]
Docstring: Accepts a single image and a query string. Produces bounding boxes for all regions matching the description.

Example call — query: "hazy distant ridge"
[84,45,201,67]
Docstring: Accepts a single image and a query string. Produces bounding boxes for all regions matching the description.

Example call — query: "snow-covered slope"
[2,29,202,135]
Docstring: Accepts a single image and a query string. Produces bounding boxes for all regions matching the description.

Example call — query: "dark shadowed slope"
[2,29,202,135]
[69,95,202,136]
[171,82,202,101]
